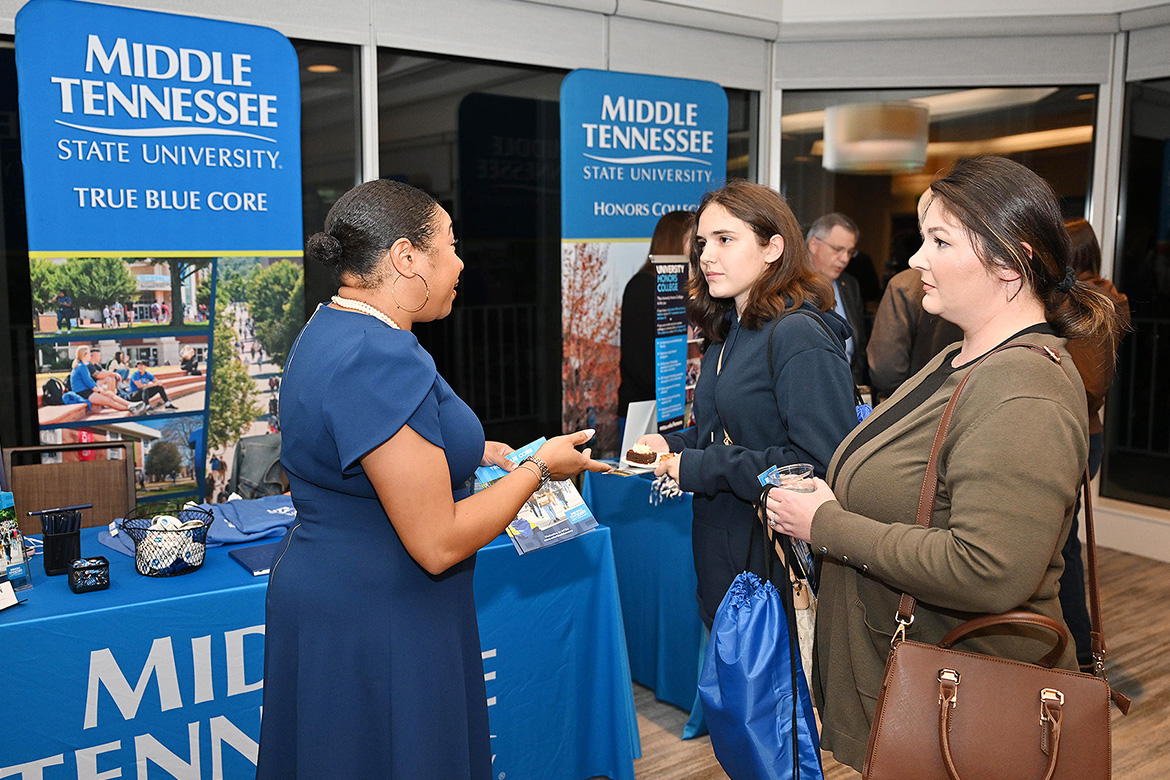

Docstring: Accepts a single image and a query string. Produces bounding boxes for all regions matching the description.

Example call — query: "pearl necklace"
[331,295,401,329]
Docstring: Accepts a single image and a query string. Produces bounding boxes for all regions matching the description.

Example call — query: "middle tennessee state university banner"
[560,68,726,450]
[16,0,300,253]
[16,0,302,507]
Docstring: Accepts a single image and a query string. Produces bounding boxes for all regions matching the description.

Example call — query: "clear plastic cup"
[767,463,815,493]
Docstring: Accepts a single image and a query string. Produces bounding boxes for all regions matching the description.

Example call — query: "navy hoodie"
[665,302,858,628]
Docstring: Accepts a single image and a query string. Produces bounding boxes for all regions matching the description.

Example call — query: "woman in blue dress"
[256,179,609,780]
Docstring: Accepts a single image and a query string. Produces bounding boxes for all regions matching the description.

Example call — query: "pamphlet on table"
[0,492,32,592]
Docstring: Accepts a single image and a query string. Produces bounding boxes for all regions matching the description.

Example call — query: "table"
[582,471,704,715]
[0,526,639,780]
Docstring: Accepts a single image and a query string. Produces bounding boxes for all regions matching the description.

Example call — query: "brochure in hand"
[474,438,599,555]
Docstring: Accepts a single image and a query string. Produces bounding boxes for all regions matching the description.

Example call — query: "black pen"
[27,503,93,516]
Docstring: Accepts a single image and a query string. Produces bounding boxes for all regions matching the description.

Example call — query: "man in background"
[87,348,122,396]
[867,268,964,402]
[866,188,963,403]
[129,361,177,411]
[54,289,73,332]
[807,212,868,386]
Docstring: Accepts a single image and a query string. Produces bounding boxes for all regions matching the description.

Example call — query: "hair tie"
[1056,266,1077,294]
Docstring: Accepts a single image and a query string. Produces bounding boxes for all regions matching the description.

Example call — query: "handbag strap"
[1081,468,1131,712]
[891,342,1130,711]
[937,684,1064,780]
[755,482,807,780]
[747,484,776,582]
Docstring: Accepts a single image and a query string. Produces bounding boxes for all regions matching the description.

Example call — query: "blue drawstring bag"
[698,512,823,780]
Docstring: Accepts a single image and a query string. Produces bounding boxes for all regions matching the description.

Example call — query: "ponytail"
[1046,279,1126,344]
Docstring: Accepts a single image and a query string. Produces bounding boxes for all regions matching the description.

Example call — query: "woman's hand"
[534,429,613,481]
[764,477,836,544]
[636,433,669,453]
[481,441,516,470]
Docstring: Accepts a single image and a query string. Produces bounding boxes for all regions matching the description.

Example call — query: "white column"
[359,20,380,184]
[1090,31,1128,280]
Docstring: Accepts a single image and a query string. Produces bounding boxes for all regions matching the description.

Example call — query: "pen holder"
[43,530,81,576]
[36,507,86,576]
[69,556,110,593]
[120,503,214,577]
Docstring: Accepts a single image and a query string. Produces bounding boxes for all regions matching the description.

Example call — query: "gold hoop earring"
[392,274,429,312]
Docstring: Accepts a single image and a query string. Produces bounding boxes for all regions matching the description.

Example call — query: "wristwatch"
[520,455,552,489]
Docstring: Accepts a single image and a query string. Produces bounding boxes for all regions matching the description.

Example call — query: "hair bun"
[306,232,343,267]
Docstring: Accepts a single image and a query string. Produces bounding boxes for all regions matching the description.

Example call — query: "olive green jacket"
[809,332,1088,772]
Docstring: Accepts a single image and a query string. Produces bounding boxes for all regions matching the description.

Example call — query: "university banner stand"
[560,69,726,451]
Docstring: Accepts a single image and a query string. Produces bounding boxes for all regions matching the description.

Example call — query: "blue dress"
[257,305,490,780]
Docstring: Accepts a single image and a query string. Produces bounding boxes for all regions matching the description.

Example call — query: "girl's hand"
[764,477,836,544]
[635,433,669,453]
[654,452,680,482]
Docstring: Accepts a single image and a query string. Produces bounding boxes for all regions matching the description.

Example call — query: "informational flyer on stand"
[652,254,689,433]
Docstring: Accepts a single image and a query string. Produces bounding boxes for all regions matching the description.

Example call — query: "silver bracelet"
[520,455,551,489]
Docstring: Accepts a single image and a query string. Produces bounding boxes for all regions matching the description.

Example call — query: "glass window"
[293,40,361,311]
[726,87,759,181]
[0,38,39,448]
[378,49,566,446]
[1102,77,1170,510]
[780,86,1098,387]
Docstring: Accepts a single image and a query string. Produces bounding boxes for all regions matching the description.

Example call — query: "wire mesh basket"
[119,503,214,577]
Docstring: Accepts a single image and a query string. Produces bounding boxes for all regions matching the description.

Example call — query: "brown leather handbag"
[862,344,1131,780]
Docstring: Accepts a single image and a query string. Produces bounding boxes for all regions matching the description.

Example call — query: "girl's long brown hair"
[688,180,834,343]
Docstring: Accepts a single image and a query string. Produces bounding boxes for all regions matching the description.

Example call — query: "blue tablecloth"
[0,525,638,780]
[583,470,703,714]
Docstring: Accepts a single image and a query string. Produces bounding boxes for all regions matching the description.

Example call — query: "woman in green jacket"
[766,155,1124,773]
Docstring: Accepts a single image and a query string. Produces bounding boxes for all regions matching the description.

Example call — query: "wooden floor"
[620,546,1170,780]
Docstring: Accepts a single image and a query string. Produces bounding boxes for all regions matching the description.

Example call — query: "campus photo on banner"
[16,0,302,509]
[560,68,727,453]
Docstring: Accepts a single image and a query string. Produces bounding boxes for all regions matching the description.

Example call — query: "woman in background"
[69,345,135,414]
[1058,218,1130,670]
[257,179,609,780]
[179,345,202,375]
[106,350,131,382]
[767,157,1123,774]
[638,180,857,629]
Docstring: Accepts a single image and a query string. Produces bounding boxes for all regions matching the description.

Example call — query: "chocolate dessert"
[625,443,657,465]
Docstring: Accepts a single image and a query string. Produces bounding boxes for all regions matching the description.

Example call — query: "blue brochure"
[474,438,599,555]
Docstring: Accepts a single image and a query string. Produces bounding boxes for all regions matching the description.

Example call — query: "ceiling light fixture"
[782,88,1060,134]
[823,102,930,174]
